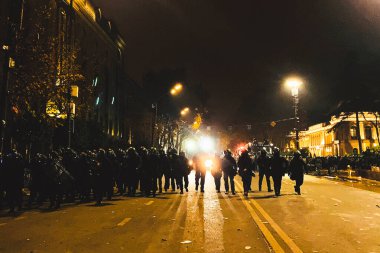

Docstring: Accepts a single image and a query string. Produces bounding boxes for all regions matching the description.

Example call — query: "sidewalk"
[310,169,380,194]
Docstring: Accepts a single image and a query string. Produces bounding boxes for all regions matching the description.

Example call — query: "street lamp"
[285,77,303,150]
[170,83,183,96]
[152,82,184,147]
[180,107,190,117]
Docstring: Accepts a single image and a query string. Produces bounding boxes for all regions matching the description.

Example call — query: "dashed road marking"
[117,218,131,227]
[0,223,6,226]
[330,198,342,203]
[145,201,154,206]
[14,216,26,221]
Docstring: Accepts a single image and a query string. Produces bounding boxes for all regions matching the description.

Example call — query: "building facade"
[1,0,152,153]
[293,112,380,156]
[56,0,127,139]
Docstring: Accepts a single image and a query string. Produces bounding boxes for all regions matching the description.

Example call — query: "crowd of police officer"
[202,149,306,196]
[209,148,306,197]
[0,147,193,213]
[0,146,305,214]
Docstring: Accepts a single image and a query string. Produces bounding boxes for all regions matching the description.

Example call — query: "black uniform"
[211,155,223,193]
[270,152,288,196]
[178,153,190,192]
[222,152,237,194]
[256,151,272,192]
[194,155,206,192]
[125,148,140,196]
[170,153,183,193]
[289,154,306,195]
[2,151,25,212]
[148,150,160,197]
[163,152,175,192]
[238,151,254,196]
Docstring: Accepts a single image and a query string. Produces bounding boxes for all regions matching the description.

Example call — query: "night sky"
[92,0,380,125]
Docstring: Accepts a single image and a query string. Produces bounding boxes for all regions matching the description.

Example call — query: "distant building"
[287,112,380,156]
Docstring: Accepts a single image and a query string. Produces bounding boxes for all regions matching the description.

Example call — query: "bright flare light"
[199,136,215,152]
[205,159,213,169]
[184,139,197,153]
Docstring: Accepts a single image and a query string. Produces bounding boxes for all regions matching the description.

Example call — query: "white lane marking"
[203,176,225,253]
[0,223,6,226]
[145,201,154,206]
[117,218,131,226]
[330,198,342,203]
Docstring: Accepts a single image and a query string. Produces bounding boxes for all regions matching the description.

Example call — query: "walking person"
[169,149,183,194]
[194,155,206,192]
[237,150,254,197]
[211,154,222,193]
[3,150,25,213]
[256,150,273,192]
[125,147,140,196]
[222,150,237,195]
[270,148,288,196]
[289,151,306,195]
[178,152,190,192]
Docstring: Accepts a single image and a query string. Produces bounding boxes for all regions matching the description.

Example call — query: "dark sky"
[92,0,380,124]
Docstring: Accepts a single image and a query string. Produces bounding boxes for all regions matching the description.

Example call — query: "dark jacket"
[237,152,254,177]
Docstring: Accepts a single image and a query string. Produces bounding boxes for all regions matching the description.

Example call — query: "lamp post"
[151,82,184,147]
[285,77,303,150]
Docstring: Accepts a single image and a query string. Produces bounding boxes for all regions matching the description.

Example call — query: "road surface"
[0,173,379,253]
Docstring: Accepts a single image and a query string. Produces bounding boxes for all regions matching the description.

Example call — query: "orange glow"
[64,0,96,22]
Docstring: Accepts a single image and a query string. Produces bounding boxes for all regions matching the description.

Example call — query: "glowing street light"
[170,83,183,96]
[285,77,303,96]
[285,76,303,150]
[180,107,190,116]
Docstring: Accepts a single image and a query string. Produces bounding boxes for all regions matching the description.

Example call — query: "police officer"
[138,147,151,196]
[169,149,184,194]
[237,150,254,197]
[270,148,288,196]
[3,150,25,213]
[163,150,175,192]
[194,155,206,192]
[222,150,237,195]
[93,149,109,205]
[256,150,273,192]
[178,152,190,192]
[125,147,140,196]
[157,149,166,193]
[211,154,223,193]
[148,148,160,197]
[289,151,306,195]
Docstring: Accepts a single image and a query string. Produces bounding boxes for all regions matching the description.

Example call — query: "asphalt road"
[0,173,379,253]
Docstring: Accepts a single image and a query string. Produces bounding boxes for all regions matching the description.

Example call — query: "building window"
[350,126,357,140]
[365,126,372,140]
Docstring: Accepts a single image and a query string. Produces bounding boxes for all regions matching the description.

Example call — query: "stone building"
[2,0,151,151]
[290,112,380,156]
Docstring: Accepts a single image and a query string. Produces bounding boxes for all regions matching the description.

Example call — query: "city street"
[0,173,379,253]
